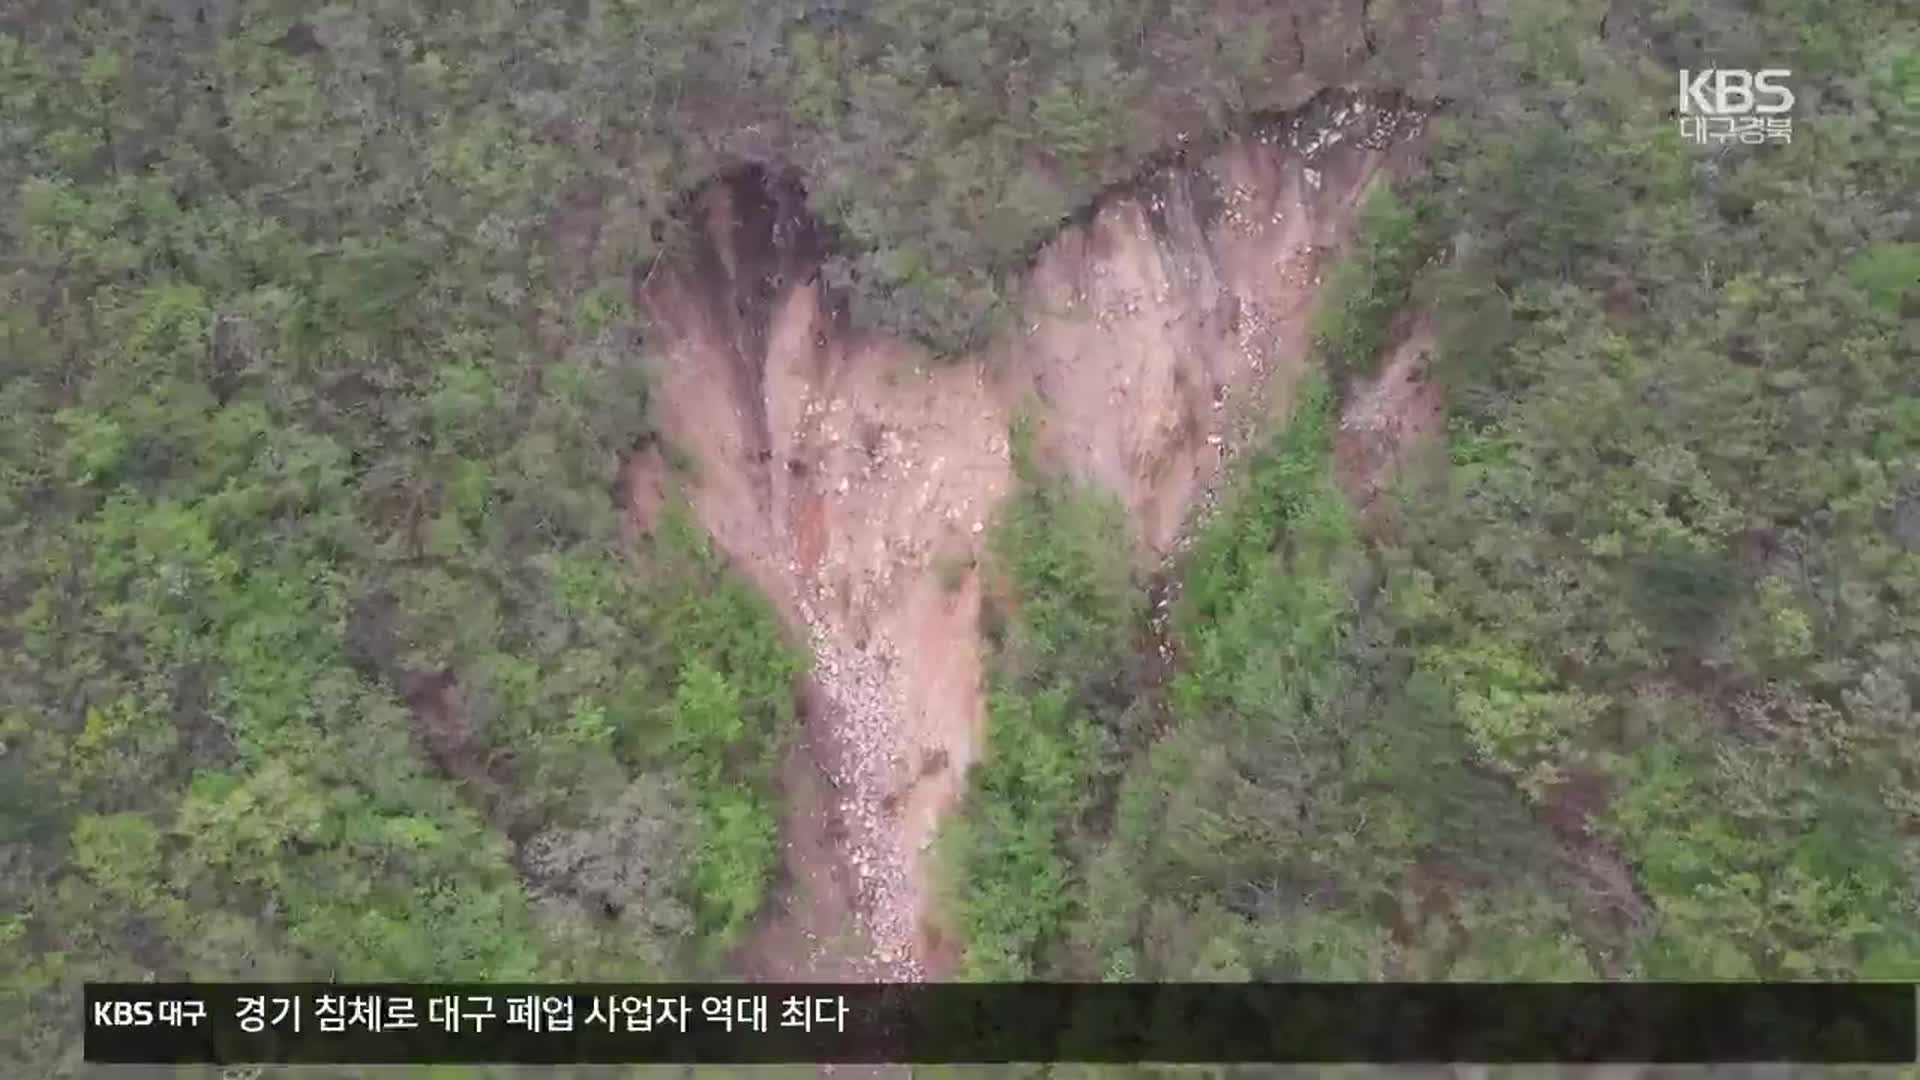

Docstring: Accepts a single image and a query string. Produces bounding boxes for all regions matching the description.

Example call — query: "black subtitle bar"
[84,982,1918,1064]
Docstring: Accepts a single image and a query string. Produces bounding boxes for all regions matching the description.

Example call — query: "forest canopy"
[2,0,1918,1073]
[941,0,1920,981]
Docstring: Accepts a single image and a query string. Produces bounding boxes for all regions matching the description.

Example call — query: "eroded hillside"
[9,0,1914,1067]
[630,89,1428,979]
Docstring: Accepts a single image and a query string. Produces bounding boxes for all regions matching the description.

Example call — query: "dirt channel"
[627,89,1429,982]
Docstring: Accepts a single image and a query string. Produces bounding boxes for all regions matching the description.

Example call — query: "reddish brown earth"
[630,89,1430,981]
[1334,319,1446,509]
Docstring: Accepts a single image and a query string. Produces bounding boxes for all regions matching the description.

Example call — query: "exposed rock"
[635,89,1428,982]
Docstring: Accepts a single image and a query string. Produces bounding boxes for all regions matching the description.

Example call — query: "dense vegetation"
[0,0,1408,1069]
[1401,0,1919,975]
[945,0,1920,982]
[0,3,812,1073]
[939,422,1150,978]
[2,0,1916,1070]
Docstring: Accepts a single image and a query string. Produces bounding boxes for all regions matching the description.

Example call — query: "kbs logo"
[1677,69,1794,146]
[1680,69,1795,115]
[92,1000,155,1026]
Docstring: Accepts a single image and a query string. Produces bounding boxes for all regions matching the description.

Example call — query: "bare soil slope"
[632,89,1426,980]
[1335,318,1446,510]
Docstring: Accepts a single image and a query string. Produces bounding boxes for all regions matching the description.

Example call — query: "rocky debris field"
[635,88,1429,980]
